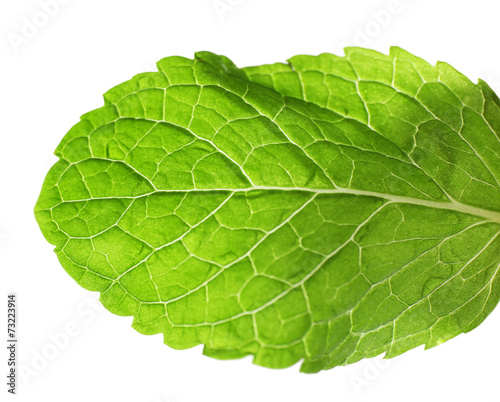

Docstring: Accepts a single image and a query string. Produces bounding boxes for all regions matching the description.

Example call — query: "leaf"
[35,47,500,373]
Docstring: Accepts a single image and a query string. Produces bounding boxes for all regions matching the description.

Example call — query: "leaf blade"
[35,48,500,372]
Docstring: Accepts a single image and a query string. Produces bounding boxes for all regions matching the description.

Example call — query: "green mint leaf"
[35,47,500,373]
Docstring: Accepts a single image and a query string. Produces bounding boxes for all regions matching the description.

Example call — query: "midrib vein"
[55,186,500,224]
[316,187,500,224]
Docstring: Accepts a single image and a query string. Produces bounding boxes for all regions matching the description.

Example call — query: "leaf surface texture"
[35,47,500,372]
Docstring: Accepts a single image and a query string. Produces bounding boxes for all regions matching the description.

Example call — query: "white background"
[2,0,500,401]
